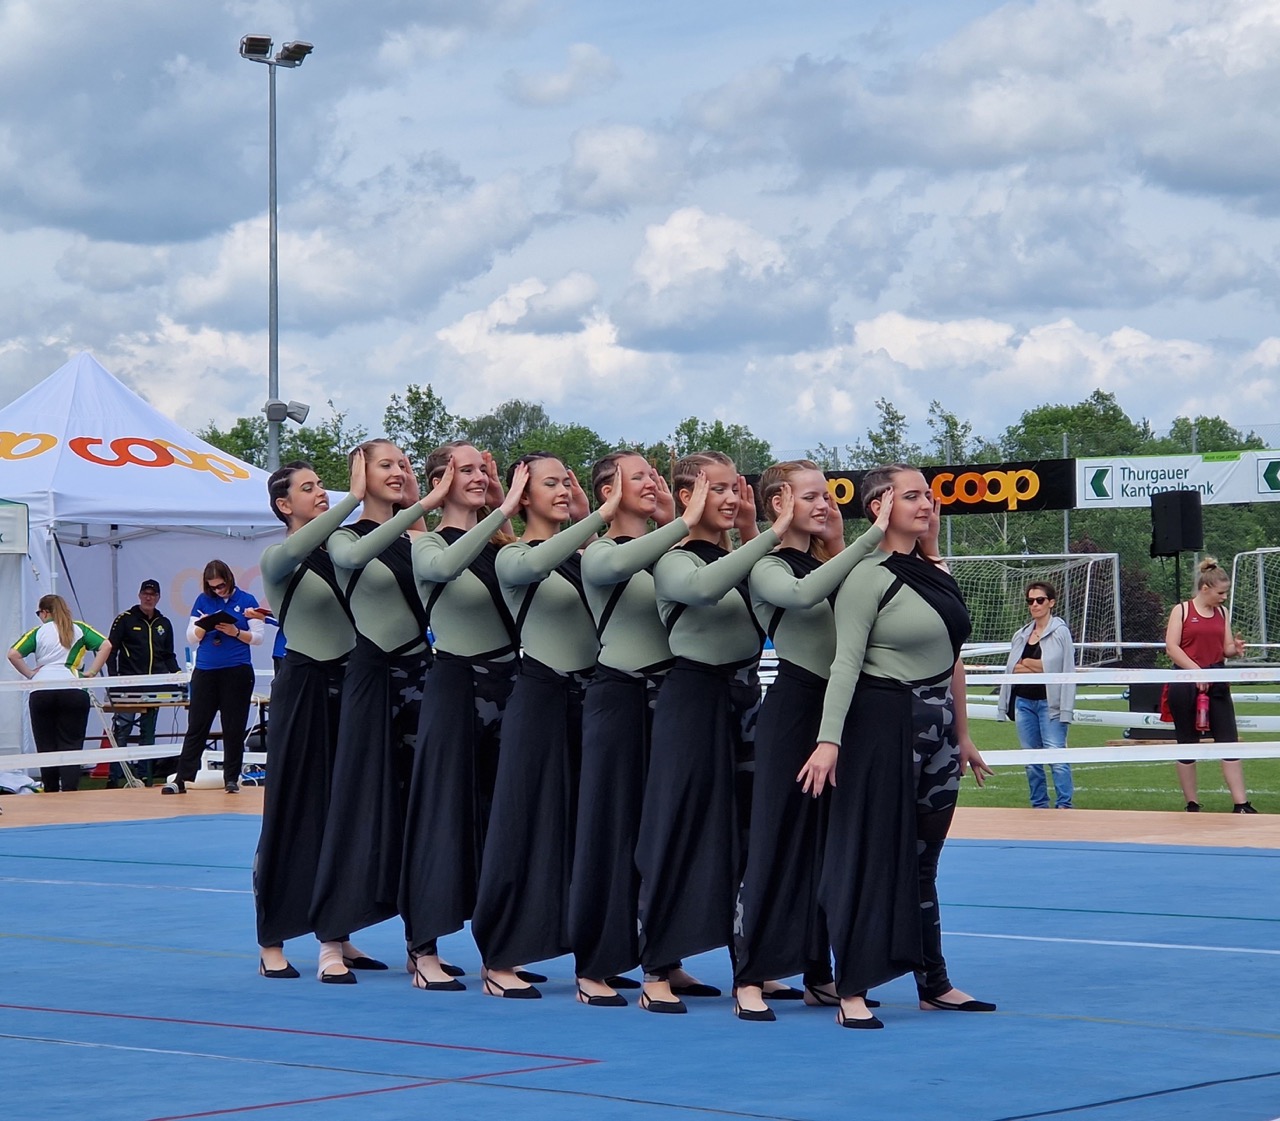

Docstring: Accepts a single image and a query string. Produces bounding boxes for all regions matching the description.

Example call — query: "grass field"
[960,687,1279,814]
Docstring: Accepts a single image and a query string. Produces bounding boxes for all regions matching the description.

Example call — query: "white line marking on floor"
[950,931,1280,955]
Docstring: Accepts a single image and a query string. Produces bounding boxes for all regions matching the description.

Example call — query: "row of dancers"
[251,438,995,1028]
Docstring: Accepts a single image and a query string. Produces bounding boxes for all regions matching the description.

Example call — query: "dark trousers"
[176,665,255,783]
[109,708,160,784]
[29,689,91,792]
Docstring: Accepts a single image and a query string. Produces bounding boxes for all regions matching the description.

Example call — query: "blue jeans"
[1014,697,1072,808]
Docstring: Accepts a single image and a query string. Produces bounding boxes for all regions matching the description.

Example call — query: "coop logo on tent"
[0,430,249,483]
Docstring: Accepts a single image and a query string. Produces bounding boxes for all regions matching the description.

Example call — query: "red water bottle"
[1195,690,1210,733]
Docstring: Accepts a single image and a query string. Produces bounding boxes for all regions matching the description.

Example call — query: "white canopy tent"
[0,352,283,752]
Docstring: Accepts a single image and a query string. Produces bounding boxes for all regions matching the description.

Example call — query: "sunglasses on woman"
[1025,595,1049,605]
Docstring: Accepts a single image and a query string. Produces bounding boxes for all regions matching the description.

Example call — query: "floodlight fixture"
[240,31,315,470]
[276,41,314,67]
[239,35,273,60]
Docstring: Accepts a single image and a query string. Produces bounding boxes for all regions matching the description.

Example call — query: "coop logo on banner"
[1077,451,1280,508]
[0,431,250,483]
[758,459,1075,519]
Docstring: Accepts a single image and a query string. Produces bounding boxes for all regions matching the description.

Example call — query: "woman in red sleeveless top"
[1163,557,1256,814]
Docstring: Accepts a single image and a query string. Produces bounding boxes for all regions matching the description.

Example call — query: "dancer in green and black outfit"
[570,454,705,1006]
[635,451,788,1015]
[255,456,380,979]
[309,440,452,983]
[800,464,994,1030]
[400,443,528,990]
[472,453,622,999]
[732,461,889,1020]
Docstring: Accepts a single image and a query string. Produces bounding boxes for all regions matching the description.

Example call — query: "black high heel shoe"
[258,958,300,979]
[408,950,465,992]
[639,990,687,1015]
[919,994,996,1012]
[577,983,626,1007]
[804,984,879,1008]
[483,972,541,999]
[836,1006,883,1030]
[733,999,776,1022]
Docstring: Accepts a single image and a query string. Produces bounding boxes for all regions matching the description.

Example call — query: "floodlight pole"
[241,36,312,471]
[267,59,280,472]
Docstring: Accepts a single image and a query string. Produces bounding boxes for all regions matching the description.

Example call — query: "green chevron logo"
[1261,460,1280,493]
[1088,467,1112,500]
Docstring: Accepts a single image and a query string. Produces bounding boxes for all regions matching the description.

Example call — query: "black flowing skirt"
[310,637,429,941]
[734,660,831,985]
[635,657,758,971]
[471,657,589,970]
[818,674,924,997]
[569,664,666,979]
[400,648,517,950]
[254,650,345,946]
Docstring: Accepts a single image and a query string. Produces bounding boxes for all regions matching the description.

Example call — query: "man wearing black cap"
[105,580,180,786]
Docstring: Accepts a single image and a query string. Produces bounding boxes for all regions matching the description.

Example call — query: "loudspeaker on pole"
[1149,489,1204,557]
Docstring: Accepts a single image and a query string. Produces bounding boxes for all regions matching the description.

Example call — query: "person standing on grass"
[1165,557,1256,814]
[998,581,1076,810]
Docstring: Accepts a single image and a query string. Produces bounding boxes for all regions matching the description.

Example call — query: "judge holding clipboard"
[162,560,264,794]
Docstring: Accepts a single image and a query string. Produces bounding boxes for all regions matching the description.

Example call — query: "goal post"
[945,552,1122,666]
[1229,547,1280,662]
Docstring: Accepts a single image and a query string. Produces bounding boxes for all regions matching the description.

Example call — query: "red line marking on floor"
[0,1002,599,1066]
[143,1063,592,1121]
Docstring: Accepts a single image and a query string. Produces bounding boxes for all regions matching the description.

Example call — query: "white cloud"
[504,43,618,106]
[613,207,830,351]
[559,124,686,211]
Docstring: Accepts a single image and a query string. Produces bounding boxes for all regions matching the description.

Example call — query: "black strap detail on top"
[511,543,593,640]
[277,546,354,637]
[879,551,972,660]
[877,577,904,613]
[766,547,824,641]
[596,580,629,641]
[430,528,520,650]
[664,540,764,643]
[342,518,430,639]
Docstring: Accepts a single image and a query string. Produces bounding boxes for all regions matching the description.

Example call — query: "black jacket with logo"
[107,605,180,677]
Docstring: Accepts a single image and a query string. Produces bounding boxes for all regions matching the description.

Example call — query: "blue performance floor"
[1,815,1278,1121]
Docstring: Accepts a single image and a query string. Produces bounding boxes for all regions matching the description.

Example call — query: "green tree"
[1001,389,1152,459]
[666,417,772,474]
[846,398,922,467]
[924,401,1001,464]
[462,400,552,467]
[198,416,268,467]
[1153,416,1265,455]
[512,422,612,481]
[281,406,368,489]
[383,384,459,470]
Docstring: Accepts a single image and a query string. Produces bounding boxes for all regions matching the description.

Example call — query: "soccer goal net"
[1229,547,1280,662]
[945,552,1122,666]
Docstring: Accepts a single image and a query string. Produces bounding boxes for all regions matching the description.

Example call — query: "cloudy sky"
[1,0,1278,455]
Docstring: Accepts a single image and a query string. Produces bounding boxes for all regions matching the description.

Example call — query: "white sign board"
[0,500,28,554]
[1077,451,1280,508]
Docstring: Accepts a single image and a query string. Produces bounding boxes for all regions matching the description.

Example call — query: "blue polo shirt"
[190,587,259,670]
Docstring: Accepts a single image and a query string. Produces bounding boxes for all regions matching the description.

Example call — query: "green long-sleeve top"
[653,528,780,666]
[260,492,361,662]
[749,525,885,679]
[496,512,606,674]
[582,518,689,673]
[327,502,429,655]
[412,508,514,657]
[817,550,957,745]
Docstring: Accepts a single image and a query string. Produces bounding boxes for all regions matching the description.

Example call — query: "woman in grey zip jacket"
[997,583,1076,809]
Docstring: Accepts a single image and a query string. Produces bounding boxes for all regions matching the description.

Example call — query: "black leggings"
[176,664,255,782]
[29,688,91,792]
